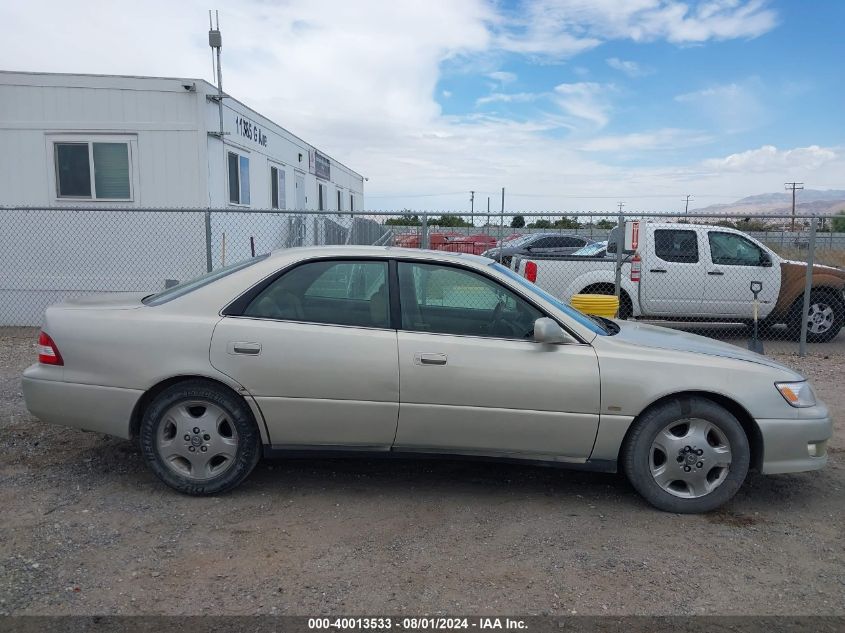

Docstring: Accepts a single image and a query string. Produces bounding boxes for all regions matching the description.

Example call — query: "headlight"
[775,381,817,408]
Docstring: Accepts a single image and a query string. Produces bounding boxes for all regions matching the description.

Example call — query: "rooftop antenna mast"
[208,10,226,139]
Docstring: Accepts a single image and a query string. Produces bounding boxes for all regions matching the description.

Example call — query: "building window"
[227,151,250,205]
[336,189,343,212]
[318,183,326,211]
[54,141,131,199]
[271,165,286,210]
[349,193,354,213]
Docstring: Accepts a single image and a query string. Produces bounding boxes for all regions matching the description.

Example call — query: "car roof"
[265,245,495,266]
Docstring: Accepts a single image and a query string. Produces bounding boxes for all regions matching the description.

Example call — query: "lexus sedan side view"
[22,247,831,513]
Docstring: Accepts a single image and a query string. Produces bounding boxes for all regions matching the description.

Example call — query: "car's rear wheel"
[140,379,261,495]
[622,397,750,513]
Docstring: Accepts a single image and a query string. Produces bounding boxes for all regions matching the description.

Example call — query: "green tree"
[528,219,552,229]
[430,214,473,227]
[832,210,845,233]
[385,214,420,226]
[511,215,525,228]
[595,219,615,229]
[552,217,580,229]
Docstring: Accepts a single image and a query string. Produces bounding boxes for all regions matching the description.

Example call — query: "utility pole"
[785,182,804,232]
[487,196,490,227]
[470,190,475,227]
[617,201,625,214]
[683,194,693,216]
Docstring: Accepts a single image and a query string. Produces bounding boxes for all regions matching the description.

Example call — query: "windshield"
[490,263,607,336]
[502,234,533,247]
[572,241,607,256]
[143,254,269,306]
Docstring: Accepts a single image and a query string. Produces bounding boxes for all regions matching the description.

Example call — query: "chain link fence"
[2,207,843,354]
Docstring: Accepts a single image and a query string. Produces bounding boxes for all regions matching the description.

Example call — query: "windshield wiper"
[593,316,620,335]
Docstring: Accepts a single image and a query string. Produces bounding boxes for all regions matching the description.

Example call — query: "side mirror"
[533,317,568,345]
[760,252,773,267]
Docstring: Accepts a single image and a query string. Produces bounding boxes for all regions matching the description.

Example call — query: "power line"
[784,182,804,231]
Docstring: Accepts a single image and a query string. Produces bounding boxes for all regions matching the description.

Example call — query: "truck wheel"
[621,397,750,513]
[788,291,844,343]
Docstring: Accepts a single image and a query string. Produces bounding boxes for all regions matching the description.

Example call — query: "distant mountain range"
[692,189,845,219]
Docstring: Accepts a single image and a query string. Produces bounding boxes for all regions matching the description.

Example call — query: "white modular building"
[0,71,369,325]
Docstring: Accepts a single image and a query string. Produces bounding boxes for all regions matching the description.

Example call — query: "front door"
[210,258,398,448]
[702,231,781,318]
[393,261,601,461]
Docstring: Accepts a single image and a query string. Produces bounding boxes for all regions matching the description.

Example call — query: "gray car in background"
[482,232,594,267]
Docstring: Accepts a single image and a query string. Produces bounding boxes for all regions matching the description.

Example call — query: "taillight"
[630,253,641,283]
[525,261,538,283]
[38,331,64,365]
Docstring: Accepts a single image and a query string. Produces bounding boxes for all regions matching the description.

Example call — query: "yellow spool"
[570,293,619,318]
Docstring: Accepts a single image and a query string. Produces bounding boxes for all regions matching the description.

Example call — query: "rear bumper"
[757,415,832,474]
[22,365,141,439]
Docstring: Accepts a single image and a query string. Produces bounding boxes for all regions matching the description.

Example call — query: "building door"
[294,171,306,210]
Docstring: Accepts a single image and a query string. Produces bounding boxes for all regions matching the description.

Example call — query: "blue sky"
[2,0,843,213]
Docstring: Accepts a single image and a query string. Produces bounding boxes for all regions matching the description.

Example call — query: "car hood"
[609,320,802,377]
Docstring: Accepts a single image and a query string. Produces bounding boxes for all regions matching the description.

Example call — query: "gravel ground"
[1,326,843,616]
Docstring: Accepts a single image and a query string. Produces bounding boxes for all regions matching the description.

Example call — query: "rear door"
[210,259,399,448]
[701,230,780,318]
[640,227,706,316]
[393,261,601,460]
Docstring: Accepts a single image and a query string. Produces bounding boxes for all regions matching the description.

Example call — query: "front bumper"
[22,365,141,439]
[757,415,832,474]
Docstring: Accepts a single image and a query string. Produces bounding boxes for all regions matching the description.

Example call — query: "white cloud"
[702,145,838,173]
[553,82,613,128]
[579,128,712,152]
[487,71,517,84]
[495,0,778,60]
[442,90,452,98]
[476,92,544,106]
[606,57,652,77]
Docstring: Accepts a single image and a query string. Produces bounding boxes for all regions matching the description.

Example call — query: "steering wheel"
[488,300,523,337]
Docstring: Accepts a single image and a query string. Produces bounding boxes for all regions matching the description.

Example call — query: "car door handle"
[414,352,447,366]
[649,268,667,273]
[228,342,262,355]
[707,270,725,276]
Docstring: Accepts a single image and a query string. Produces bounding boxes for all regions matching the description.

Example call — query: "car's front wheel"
[140,379,262,495]
[622,397,750,513]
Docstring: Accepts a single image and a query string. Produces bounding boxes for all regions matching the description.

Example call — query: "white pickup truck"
[515,222,845,342]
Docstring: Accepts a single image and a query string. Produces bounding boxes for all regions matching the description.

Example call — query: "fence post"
[420,213,429,249]
[614,211,624,300]
[204,209,213,272]
[798,216,817,357]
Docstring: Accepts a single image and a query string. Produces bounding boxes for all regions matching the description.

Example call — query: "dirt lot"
[1,326,843,616]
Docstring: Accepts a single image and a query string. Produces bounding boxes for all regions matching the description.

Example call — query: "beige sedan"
[22,247,831,512]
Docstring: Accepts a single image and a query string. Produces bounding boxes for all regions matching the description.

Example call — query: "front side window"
[55,141,130,199]
[227,151,250,205]
[708,232,766,266]
[398,262,542,339]
[654,229,698,263]
[244,260,389,328]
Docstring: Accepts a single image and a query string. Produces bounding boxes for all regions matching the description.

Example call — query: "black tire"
[788,290,844,343]
[622,397,750,513]
[139,379,262,495]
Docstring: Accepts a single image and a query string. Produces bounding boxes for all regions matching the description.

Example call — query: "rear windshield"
[491,263,607,336]
[143,254,269,306]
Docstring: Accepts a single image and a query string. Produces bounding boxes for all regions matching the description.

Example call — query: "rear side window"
[143,255,268,306]
[653,229,698,263]
[243,260,389,328]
